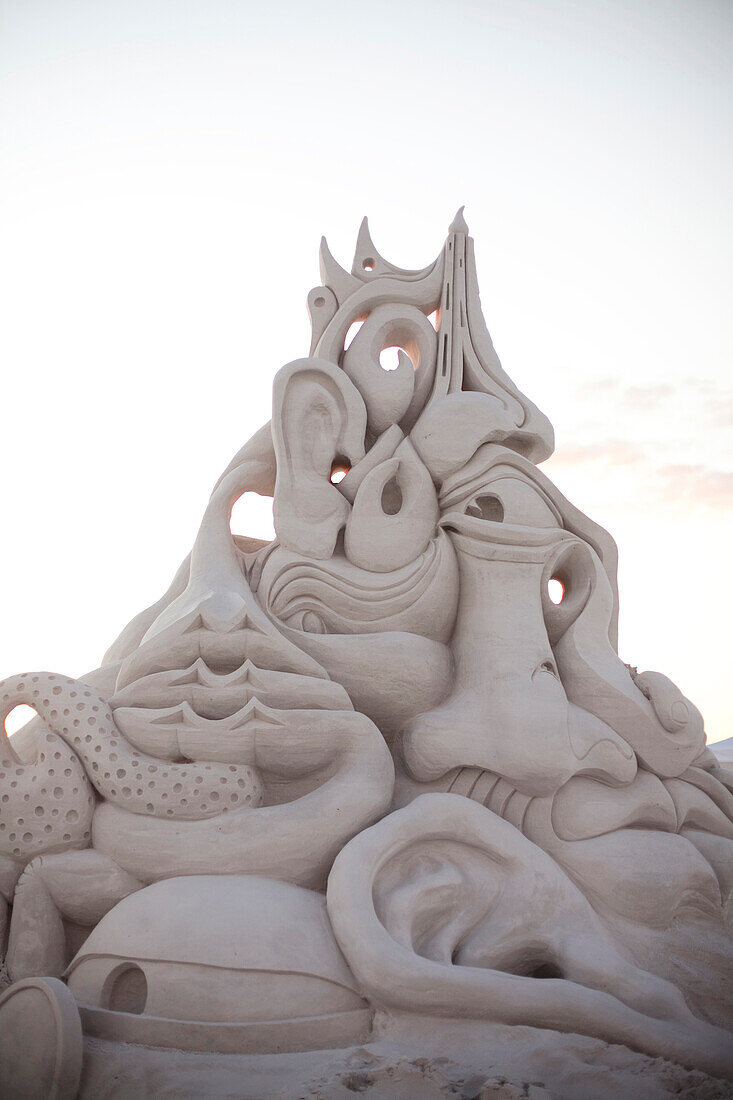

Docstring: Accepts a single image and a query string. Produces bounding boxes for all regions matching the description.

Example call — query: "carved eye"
[287,610,327,635]
[465,494,504,522]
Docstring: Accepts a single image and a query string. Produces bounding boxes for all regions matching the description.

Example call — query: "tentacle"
[90,708,395,890]
[1,714,94,864]
[0,673,263,831]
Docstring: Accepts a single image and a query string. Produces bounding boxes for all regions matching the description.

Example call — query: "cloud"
[579,376,620,393]
[546,441,733,512]
[652,464,733,508]
[681,377,720,395]
[548,439,646,467]
[704,393,733,429]
[619,384,674,408]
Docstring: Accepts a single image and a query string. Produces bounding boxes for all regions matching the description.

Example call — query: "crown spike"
[319,236,360,303]
[449,206,469,235]
[352,216,380,276]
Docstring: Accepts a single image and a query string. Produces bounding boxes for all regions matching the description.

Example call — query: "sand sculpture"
[0,212,731,1098]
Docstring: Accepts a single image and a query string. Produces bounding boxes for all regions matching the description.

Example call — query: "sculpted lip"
[447,763,681,842]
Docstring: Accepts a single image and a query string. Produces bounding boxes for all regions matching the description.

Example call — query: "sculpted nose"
[401,528,637,797]
[118,463,328,691]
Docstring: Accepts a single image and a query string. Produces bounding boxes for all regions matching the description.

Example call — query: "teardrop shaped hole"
[381,478,403,516]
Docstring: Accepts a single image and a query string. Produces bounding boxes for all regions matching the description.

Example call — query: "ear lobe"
[272,358,366,559]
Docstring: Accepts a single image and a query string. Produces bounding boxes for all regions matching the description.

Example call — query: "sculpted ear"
[326,795,729,1075]
[272,358,367,559]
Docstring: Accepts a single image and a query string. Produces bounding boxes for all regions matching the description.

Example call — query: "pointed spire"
[449,206,469,235]
[356,216,375,257]
[352,216,380,277]
[319,236,360,303]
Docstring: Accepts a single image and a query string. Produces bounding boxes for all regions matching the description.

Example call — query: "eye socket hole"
[466,494,504,522]
[330,459,351,485]
[381,478,403,515]
[547,578,564,605]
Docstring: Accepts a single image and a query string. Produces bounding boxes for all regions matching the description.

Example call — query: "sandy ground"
[78,1014,733,1099]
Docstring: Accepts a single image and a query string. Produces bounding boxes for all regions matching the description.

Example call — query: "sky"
[1,0,731,743]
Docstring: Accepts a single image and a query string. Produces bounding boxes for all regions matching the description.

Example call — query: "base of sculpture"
[1,873,730,1100]
[7,1006,729,1100]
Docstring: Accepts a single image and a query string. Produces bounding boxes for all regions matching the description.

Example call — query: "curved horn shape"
[272,358,367,559]
[345,440,439,573]
[327,794,733,1079]
[319,236,360,303]
[542,540,705,777]
[341,304,437,436]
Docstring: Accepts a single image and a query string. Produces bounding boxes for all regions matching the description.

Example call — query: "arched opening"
[103,963,148,1015]
[547,578,564,605]
[362,257,375,271]
[230,493,275,542]
[4,704,38,738]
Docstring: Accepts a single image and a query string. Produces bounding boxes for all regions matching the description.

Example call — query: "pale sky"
[1,0,731,742]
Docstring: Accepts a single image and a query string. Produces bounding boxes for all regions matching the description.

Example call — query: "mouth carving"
[112,656,349,720]
[110,593,353,768]
[446,766,533,833]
